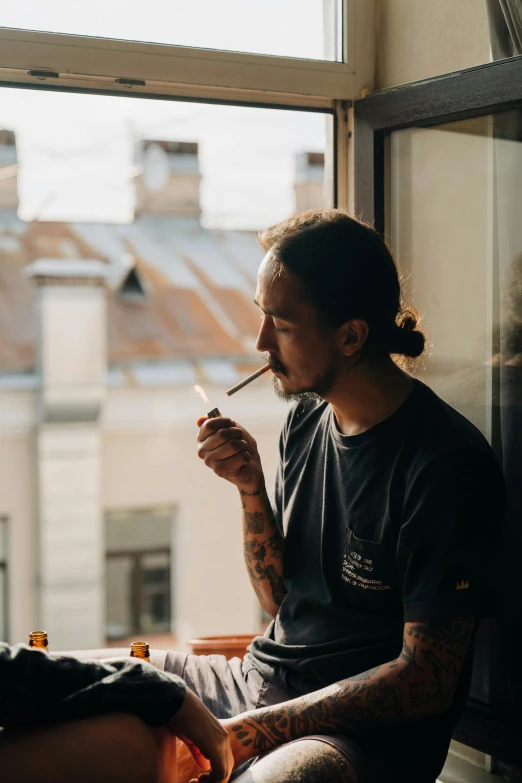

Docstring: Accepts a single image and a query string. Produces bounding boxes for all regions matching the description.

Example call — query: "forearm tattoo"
[245,511,265,534]
[240,487,262,498]
[241,493,286,610]
[231,616,475,757]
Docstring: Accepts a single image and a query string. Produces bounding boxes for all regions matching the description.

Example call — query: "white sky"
[2,0,333,59]
[0,2,331,228]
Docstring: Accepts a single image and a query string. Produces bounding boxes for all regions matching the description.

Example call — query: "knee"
[237,739,360,783]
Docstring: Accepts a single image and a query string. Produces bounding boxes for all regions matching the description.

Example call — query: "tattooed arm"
[196,415,286,617]
[240,482,286,618]
[225,616,475,765]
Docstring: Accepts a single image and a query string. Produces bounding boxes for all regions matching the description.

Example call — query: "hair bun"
[387,308,425,358]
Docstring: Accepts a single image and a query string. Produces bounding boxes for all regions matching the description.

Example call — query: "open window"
[354,52,522,768]
[0,3,372,652]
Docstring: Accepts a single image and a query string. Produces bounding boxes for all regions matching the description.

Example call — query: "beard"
[269,355,339,403]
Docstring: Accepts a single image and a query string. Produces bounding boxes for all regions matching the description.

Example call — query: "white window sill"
[438,753,504,783]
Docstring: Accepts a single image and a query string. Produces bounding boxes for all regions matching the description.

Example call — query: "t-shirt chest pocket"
[341,528,400,613]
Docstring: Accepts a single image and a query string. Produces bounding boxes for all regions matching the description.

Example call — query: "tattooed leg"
[234,740,360,783]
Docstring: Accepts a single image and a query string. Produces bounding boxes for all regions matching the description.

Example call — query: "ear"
[339,319,369,357]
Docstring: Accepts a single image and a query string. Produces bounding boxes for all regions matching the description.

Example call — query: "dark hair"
[258,209,425,360]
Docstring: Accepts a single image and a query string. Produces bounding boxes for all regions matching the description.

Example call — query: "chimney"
[135,140,201,218]
[26,258,109,649]
[294,152,325,214]
[0,129,19,212]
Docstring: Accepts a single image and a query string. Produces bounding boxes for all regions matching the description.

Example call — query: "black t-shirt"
[247,378,506,758]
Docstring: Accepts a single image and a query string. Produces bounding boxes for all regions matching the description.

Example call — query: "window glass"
[1,88,327,228]
[2,0,343,62]
[106,556,134,639]
[0,85,328,650]
[390,116,497,435]
[106,508,172,553]
[140,552,171,633]
[106,511,172,639]
[389,110,522,667]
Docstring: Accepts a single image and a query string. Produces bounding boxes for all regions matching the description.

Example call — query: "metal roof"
[0,210,264,384]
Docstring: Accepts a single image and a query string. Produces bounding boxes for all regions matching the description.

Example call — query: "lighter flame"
[194,385,210,405]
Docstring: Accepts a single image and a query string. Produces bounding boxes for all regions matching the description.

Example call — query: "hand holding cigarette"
[195,363,270,487]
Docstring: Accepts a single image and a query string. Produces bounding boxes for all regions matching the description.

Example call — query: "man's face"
[254,254,342,401]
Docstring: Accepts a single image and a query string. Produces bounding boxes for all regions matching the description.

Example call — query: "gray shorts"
[164,651,449,782]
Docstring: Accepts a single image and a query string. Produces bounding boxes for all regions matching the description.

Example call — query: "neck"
[326,354,413,437]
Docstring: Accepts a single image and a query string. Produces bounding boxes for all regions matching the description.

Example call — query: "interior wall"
[375,0,491,89]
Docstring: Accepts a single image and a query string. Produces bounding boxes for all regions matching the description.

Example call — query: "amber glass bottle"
[130,641,150,662]
[29,630,49,652]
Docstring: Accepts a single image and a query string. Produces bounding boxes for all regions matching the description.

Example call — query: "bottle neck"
[29,631,49,651]
[130,641,150,662]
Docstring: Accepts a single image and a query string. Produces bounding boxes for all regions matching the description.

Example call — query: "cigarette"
[207,408,222,418]
[226,363,271,397]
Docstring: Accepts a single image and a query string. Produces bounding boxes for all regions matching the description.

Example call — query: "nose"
[255,314,277,355]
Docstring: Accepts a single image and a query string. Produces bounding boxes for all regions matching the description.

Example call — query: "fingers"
[203,444,250,468]
[198,741,233,783]
[195,416,259,488]
[198,437,248,466]
[198,426,244,452]
[196,417,235,441]
[197,419,257,452]
[183,736,232,783]
[168,690,234,783]
[180,736,211,771]
[196,421,251,473]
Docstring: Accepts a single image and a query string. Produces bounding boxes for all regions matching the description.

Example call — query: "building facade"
[0,132,324,650]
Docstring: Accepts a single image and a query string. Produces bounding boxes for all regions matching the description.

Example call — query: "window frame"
[0,2,369,210]
[0,1,368,213]
[0,0,369,108]
[353,53,522,764]
[0,518,8,641]
[353,55,522,231]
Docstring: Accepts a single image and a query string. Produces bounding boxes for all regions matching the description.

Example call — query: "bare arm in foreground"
[0,643,233,783]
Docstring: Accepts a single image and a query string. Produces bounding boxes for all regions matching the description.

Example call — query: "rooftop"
[0,211,264,385]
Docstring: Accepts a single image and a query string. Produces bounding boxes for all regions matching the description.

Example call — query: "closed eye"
[259,311,291,331]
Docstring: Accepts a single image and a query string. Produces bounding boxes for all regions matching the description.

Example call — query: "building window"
[105,507,173,640]
[0,518,8,640]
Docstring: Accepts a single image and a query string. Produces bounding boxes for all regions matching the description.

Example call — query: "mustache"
[267,354,288,376]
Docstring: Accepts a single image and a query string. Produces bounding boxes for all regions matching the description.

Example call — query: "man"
[178,210,505,782]
[0,641,233,782]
